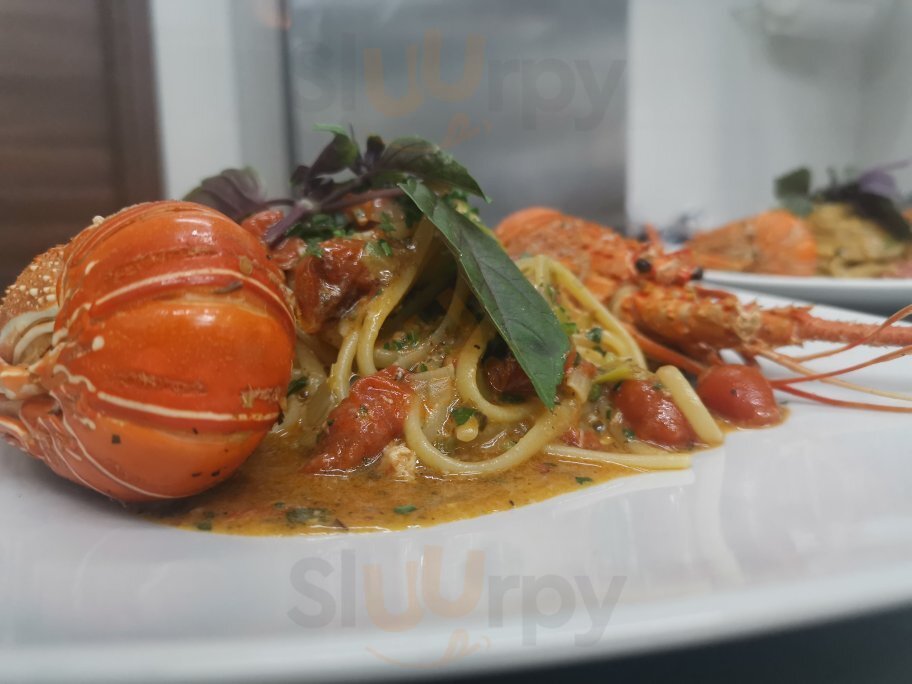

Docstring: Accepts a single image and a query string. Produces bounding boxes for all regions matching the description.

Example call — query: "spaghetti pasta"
[288,216,722,481]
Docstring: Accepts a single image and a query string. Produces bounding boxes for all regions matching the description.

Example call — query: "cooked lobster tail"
[1,202,296,502]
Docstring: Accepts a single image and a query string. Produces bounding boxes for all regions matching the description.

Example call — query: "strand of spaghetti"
[357,220,434,376]
[529,254,548,289]
[429,279,468,343]
[407,366,456,438]
[543,443,692,470]
[374,277,468,370]
[424,376,456,439]
[455,323,536,423]
[546,259,646,367]
[655,365,724,445]
[405,397,578,475]
[328,328,359,400]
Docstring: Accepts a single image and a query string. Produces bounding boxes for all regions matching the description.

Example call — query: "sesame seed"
[28,288,38,297]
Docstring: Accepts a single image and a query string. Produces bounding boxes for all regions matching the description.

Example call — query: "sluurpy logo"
[288,545,627,668]
[292,29,626,137]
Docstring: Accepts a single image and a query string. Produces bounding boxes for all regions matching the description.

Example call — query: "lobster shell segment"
[6,201,296,502]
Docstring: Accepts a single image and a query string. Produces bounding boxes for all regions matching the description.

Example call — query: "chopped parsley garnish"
[623,427,636,441]
[452,406,476,426]
[561,321,578,335]
[394,504,417,515]
[586,327,603,344]
[195,520,213,531]
[305,240,324,259]
[385,330,421,352]
[575,476,593,485]
[378,212,396,233]
[366,239,394,258]
[587,384,602,403]
[287,376,308,396]
[286,507,329,525]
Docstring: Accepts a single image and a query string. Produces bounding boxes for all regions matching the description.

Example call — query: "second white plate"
[702,270,912,316]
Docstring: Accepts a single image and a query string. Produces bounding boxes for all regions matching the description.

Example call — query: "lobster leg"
[0,359,43,401]
[627,327,707,376]
[0,414,28,451]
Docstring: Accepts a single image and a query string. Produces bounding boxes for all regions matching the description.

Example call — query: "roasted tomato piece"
[241,209,284,238]
[696,364,781,427]
[304,366,414,473]
[240,209,303,270]
[293,238,376,333]
[485,351,594,398]
[612,379,696,449]
[484,355,535,396]
[561,426,602,450]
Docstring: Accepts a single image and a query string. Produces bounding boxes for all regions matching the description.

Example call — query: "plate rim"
[4,294,912,682]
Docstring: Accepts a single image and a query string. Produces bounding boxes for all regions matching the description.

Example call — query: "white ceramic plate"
[702,270,912,316]
[3,295,912,683]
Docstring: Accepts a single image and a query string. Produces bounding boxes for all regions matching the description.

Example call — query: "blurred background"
[2,0,910,287]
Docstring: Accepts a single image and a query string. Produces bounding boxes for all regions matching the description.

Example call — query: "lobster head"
[0,202,296,502]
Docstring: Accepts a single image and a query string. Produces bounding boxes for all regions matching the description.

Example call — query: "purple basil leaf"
[857,169,898,199]
[183,168,267,222]
[308,124,360,178]
[290,165,311,190]
[856,160,911,199]
[379,136,489,201]
[364,135,386,168]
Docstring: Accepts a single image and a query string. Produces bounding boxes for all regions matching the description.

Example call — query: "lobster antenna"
[756,346,912,405]
[792,303,912,362]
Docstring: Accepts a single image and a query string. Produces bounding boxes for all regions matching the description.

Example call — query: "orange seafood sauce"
[140,433,637,536]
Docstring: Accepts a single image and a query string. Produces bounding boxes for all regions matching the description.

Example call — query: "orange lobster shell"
[0,202,296,502]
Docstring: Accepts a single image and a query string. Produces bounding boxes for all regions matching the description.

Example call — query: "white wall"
[150,0,289,200]
[628,0,894,230]
[857,0,912,191]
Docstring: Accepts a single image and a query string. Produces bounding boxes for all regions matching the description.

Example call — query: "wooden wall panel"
[0,0,162,289]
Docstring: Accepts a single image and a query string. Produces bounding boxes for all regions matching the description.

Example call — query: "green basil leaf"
[183,167,267,222]
[381,137,489,201]
[779,194,815,217]
[774,167,812,201]
[313,123,351,138]
[399,179,568,408]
